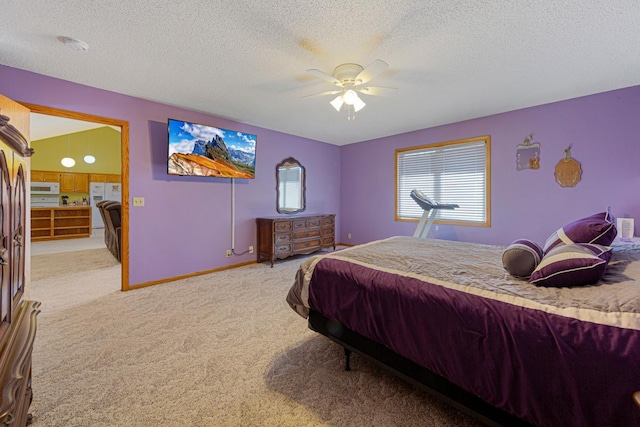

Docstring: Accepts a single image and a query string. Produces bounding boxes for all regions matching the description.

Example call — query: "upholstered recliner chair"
[102,202,122,262]
[96,200,116,249]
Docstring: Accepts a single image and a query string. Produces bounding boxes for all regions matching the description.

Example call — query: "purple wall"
[0,65,341,286]
[4,63,639,285]
[340,86,640,246]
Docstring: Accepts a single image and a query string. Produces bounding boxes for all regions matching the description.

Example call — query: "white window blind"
[396,136,490,225]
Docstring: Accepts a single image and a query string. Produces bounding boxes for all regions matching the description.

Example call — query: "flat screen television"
[167,118,257,179]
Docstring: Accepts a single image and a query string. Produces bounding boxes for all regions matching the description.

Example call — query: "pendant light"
[84,133,96,164]
[61,134,75,168]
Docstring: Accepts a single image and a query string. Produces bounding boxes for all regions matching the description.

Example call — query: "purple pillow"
[543,211,617,254]
[530,243,613,287]
[502,239,544,279]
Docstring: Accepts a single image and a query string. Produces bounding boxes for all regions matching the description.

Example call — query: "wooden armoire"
[0,94,40,426]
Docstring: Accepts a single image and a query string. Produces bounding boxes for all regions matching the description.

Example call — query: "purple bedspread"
[288,237,640,427]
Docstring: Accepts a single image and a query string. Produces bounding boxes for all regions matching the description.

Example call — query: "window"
[396,135,490,226]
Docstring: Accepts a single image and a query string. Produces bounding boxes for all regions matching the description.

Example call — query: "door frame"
[22,103,130,291]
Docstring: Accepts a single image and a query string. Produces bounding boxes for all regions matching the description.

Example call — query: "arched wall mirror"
[276,157,305,214]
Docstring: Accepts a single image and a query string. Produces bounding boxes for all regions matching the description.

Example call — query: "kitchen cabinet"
[30,208,53,240]
[60,172,89,193]
[89,173,121,183]
[31,170,60,182]
[31,206,92,241]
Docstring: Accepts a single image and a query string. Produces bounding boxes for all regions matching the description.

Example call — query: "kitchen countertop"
[31,205,92,209]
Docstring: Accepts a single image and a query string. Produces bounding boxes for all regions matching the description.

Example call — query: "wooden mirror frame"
[276,157,306,214]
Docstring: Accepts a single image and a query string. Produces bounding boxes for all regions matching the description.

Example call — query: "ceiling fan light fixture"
[343,89,358,106]
[353,96,366,112]
[306,59,395,120]
[330,95,344,112]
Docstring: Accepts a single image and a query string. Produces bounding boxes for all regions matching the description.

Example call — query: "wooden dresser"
[257,214,335,267]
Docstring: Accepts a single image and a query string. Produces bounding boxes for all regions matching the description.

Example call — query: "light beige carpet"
[29,250,482,427]
[30,248,121,313]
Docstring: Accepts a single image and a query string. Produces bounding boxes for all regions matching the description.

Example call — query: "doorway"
[24,103,130,291]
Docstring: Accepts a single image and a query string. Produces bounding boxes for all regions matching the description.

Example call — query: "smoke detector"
[57,36,89,52]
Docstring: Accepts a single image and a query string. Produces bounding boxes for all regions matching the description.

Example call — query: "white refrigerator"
[90,182,122,231]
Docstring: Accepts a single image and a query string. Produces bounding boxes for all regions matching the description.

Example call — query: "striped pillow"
[530,243,612,287]
[543,211,617,254]
[502,239,544,279]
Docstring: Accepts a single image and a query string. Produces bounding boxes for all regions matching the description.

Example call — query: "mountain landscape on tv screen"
[168,121,256,178]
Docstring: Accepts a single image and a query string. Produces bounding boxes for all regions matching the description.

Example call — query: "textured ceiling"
[2,1,640,146]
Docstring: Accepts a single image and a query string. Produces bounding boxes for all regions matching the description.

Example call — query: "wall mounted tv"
[167,118,257,179]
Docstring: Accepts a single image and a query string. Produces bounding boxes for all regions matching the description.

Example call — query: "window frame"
[395,135,491,227]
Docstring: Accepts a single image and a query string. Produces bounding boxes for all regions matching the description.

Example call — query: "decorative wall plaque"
[554,145,582,188]
[516,134,540,170]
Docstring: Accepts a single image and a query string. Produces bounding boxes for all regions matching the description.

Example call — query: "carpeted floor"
[29,249,482,427]
[30,248,121,313]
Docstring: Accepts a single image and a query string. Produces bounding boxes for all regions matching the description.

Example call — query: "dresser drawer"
[322,236,335,246]
[274,221,292,232]
[320,216,334,226]
[275,233,291,244]
[293,239,321,251]
[275,244,292,254]
[321,225,334,236]
[293,229,320,240]
[293,218,320,229]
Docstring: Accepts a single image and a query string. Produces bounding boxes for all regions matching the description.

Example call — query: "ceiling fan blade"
[355,59,389,84]
[302,89,342,98]
[357,86,398,96]
[307,69,342,86]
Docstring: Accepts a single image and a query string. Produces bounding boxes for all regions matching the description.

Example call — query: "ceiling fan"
[305,59,397,120]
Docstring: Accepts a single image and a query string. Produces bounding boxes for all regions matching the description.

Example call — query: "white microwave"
[30,182,60,195]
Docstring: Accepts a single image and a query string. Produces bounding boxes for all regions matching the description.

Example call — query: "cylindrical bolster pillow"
[502,239,544,279]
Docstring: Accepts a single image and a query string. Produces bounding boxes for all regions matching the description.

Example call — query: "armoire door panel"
[0,92,38,427]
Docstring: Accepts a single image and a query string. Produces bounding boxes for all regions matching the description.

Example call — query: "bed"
[286,236,640,427]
